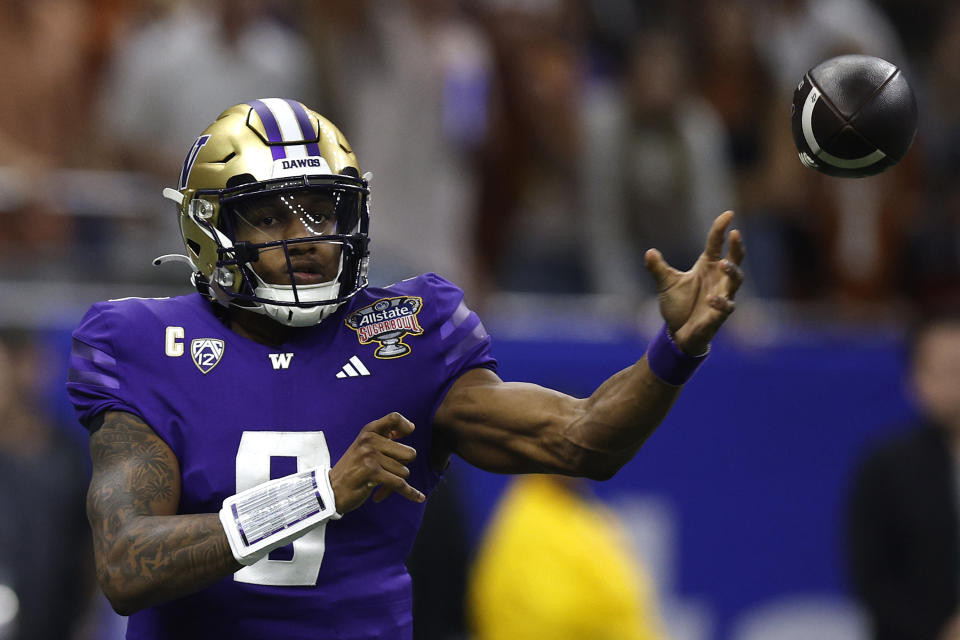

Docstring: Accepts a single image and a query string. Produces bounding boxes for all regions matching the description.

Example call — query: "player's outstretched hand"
[330,412,425,515]
[644,211,745,355]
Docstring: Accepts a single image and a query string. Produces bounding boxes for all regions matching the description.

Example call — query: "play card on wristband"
[219,466,341,566]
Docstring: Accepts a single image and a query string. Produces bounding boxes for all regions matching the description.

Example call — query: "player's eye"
[250,208,292,228]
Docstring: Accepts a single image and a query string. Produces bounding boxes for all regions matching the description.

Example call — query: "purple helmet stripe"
[179,135,210,189]
[285,99,322,157]
[248,100,286,160]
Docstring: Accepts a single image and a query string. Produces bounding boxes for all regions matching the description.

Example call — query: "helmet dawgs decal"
[345,297,423,359]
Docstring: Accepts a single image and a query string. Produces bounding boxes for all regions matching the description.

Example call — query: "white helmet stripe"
[261,98,307,160]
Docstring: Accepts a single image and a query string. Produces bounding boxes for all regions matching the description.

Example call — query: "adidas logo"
[336,355,371,379]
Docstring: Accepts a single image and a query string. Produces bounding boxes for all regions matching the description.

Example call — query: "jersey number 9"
[233,431,332,586]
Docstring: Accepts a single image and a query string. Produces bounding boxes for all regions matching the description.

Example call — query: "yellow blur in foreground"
[469,475,668,640]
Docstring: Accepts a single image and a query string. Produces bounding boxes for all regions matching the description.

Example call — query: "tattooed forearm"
[87,412,240,614]
[102,513,239,612]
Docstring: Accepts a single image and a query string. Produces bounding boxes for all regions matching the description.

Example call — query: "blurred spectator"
[873,0,948,65]
[473,1,589,295]
[304,0,491,290]
[299,1,379,130]
[97,0,316,176]
[903,5,960,311]
[582,27,735,302]
[692,0,774,189]
[87,0,317,286]
[744,0,920,304]
[846,313,960,640]
[579,0,641,78]
[688,0,811,300]
[468,475,668,640]
[0,0,108,166]
[0,331,93,639]
[754,0,905,96]
[0,0,106,268]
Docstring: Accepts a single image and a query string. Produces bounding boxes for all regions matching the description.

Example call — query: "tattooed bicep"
[88,411,181,518]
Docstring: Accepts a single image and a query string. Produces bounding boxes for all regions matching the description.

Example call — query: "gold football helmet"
[160,98,370,326]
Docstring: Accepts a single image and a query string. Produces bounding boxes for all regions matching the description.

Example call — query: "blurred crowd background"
[2,0,960,638]
[7,0,960,316]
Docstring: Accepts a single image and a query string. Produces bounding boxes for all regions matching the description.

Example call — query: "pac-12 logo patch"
[191,338,225,374]
[345,296,424,359]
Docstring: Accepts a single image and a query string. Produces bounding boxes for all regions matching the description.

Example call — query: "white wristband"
[219,466,341,566]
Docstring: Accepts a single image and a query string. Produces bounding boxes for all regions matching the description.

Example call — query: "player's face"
[912,322,960,431]
[229,190,344,286]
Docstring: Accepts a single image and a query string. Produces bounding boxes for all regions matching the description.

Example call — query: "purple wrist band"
[646,324,709,386]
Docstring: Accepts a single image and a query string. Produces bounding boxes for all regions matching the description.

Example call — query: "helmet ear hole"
[226,173,257,188]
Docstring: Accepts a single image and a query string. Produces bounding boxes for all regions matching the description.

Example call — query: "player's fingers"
[380,440,418,464]
[371,472,425,504]
[644,248,674,292]
[704,211,735,261]
[371,485,394,503]
[367,456,419,502]
[720,259,745,299]
[361,412,415,439]
[377,454,411,480]
[708,295,736,316]
[368,455,416,503]
[351,430,416,467]
[726,229,745,265]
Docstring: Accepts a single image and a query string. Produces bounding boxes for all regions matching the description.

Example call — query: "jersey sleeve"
[430,274,496,375]
[420,273,497,417]
[66,303,143,430]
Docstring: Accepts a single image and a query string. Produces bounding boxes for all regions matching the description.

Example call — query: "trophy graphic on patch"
[345,296,424,359]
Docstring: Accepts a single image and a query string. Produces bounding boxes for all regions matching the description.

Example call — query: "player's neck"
[227,307,301,347]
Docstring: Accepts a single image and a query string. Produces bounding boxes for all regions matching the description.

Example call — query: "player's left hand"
[644,211,745,355]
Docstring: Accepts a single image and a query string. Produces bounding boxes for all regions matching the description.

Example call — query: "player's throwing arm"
[431,212,745,479]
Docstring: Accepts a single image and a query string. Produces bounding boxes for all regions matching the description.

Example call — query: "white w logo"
[268,353,294,370]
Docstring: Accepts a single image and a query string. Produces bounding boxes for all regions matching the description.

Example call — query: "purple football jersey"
[67,273,496,640]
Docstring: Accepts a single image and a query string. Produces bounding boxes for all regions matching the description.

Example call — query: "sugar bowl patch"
[345,296,424,359]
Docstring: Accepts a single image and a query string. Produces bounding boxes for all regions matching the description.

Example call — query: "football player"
[67,98,743,639]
